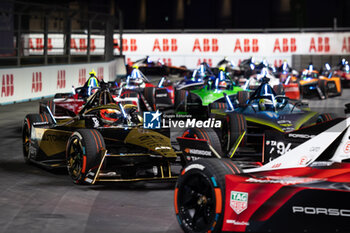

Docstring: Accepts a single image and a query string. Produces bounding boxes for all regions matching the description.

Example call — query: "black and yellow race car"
[22,85,181,184]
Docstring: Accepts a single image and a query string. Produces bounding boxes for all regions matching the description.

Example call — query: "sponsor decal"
[92,117,100,128]
[155,146,171,150]
[288,133,315,139]
[156,93,168,98]
[246,177,321,185]
[309,37,330,53]
[233,38,259,53]
[273,38,297,53]
[192,38,219,52]
[97,67,104,80]
[309,147,321,152]
[230,191,248,215]
[292,206,350,217]
[299,156,308,165]
[57,70,66,89]
[184,148,211,156]
[78,68,86,86]
[143,110,162,129]
[284,86,300,92]
[152,38,178,52]
[1,74,14,97]
[184,164,205,173]
[226,220,249,226]
[32,72,42,93]
[344,141,350,153]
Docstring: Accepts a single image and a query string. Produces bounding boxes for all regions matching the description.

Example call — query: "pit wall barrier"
[0,59,121,105]
[24,32,350,69]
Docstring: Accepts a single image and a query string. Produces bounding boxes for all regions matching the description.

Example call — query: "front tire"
[182,128,223,157]
[175,158,241,233]
[66,129,105,184]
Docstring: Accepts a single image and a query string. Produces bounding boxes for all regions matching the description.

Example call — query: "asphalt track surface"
[0,90,349,233]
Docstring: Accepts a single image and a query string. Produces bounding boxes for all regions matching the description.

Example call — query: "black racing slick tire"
[237,91,250,107]
[209,102,227,110]
[222,112,247,155]
[66,129,105,184]
[174,158,242,233]
[318,79,329,99]
[144,86,156,111]
[39,100,55,115]
[273,84,285,96]
[175,89,188,112]
[182,128,223,157]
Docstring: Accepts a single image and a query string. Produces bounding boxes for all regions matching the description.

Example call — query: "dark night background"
[9,0,350,31]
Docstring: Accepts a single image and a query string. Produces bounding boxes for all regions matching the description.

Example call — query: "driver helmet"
[100,109,122,124]
[129,69,145,85]
[258,98,274,111]
[218,81,227,89]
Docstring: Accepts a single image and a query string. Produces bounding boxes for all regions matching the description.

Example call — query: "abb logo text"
[71,39,96,52]
[29,38,53,51]
[309,37,330,52]
[78,69,86,86]
[114,38,137,52]
[153,39,178,52]
[342,37,350,52]
[57,70,66,89]
[32,72,42,93]
[273,38,297,53]
[193,38,219,52]
[97,67,104,81]
[197,58,212,67]
[1,74,14,97]
[234,38,259,53]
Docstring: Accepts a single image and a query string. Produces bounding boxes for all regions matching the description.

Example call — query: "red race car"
[174,116,350,233]
[119,67,175,111]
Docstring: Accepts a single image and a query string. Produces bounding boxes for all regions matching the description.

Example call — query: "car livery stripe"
[214,188,222,213]
[40,114,44,122]
[82,155,87,173]
[174,188,179,214]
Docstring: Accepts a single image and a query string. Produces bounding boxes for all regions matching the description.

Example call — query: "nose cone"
[125,128,177,158]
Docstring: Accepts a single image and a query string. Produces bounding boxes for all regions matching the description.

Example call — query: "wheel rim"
[178,173,216,232]
[67,136,84,180]
[22,122,30,160]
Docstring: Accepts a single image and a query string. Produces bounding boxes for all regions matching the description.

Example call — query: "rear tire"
[175,90,188,112]
[237,91,250,106]
[182,128,223,157]
[318,79,328,99]
[222,112,247,155]
[144,87,156,110]
[273,84,285,96]
[209,102,227,110]
[175,158,241,233]
[66,129,105,184]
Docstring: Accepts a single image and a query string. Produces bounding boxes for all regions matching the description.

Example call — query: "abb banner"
[23,32,350,68]
[0,59,118,104]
